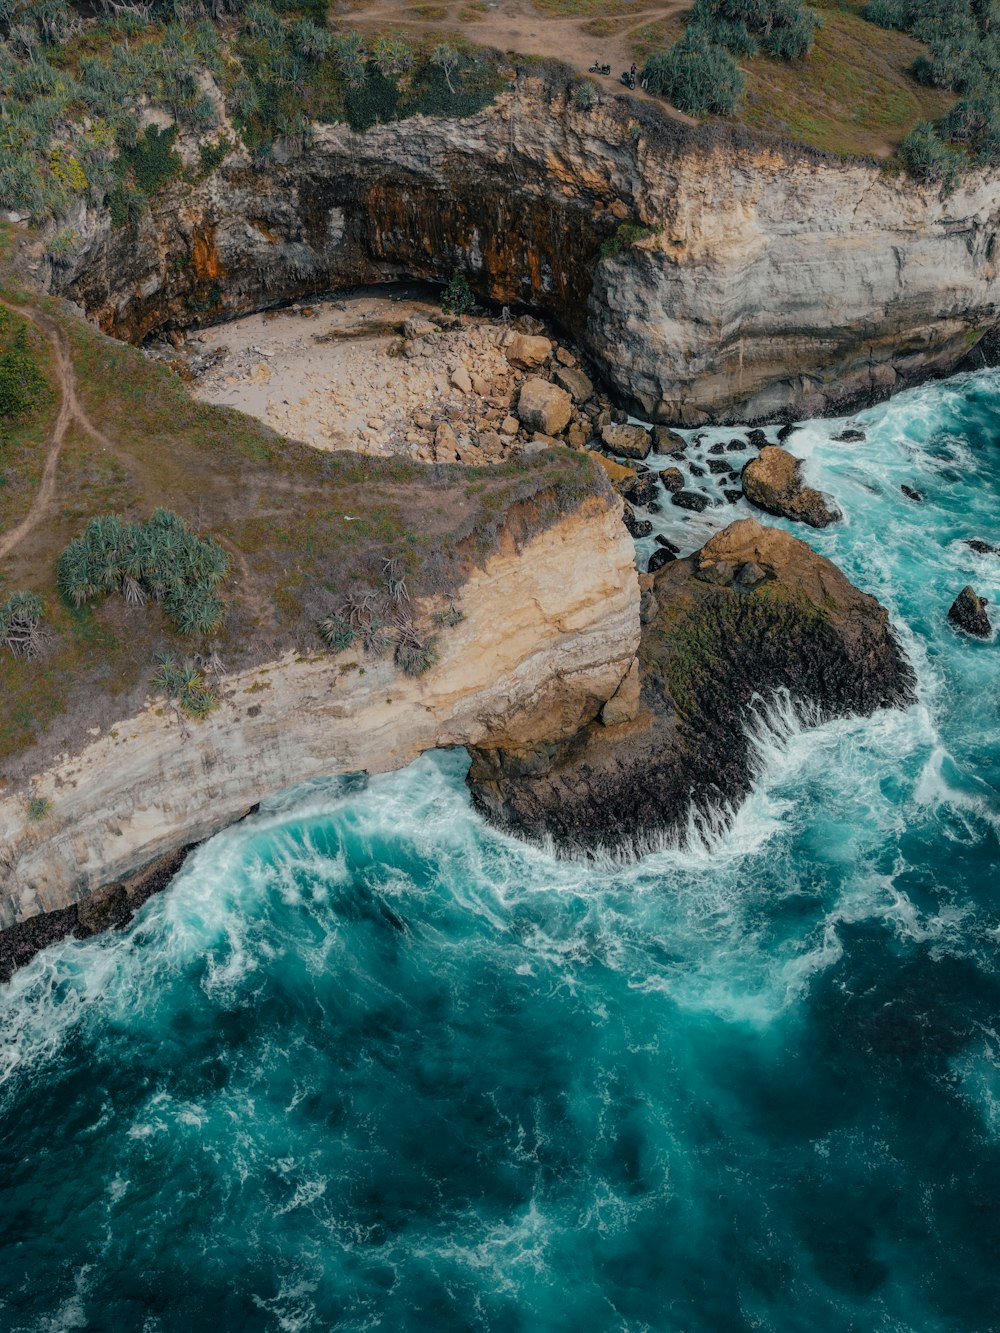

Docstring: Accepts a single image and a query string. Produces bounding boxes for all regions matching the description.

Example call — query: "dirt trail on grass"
[0,304,113,564]
[344,0,693,117]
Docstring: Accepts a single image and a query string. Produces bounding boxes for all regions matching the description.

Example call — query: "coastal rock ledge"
[467,519,915,852]
[0,495,638,979]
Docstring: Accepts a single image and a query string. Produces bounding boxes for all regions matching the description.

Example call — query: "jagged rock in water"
[965,539,998,556]
[833,428,866,443]
[518,377,572,436]
[901,484,925,503]
[948,585,992,638]
[647,547,676,572]
[601,423,652,460]
[671,490,709,512]
[623,471,659,507]
[622,501,653,538]
[467,519,914,852]
[742,446,841,528]
[660,467,684,493]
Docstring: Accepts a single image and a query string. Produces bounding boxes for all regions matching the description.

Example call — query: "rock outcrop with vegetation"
[467,518,915,852]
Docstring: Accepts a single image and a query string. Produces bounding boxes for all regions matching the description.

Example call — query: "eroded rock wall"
[0,494,638,935]
[48,80,1000,423]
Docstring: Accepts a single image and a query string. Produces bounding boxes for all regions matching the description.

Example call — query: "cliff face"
[48,80,1000,423]
[0,496,638,939]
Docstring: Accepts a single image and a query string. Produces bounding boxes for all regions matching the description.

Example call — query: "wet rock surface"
[742,446,841,528]
[948,585,992,638]
[468,518,914,851]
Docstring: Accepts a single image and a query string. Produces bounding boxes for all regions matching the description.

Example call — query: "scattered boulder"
[900,484,924,503]
[660,467,684,493]
[948,585,991,638]
[517,377,572,436]
[500,415,520,436]
[601,422,652,460]
[708,443,727,456]
[734,560,768,589]
[451,365,472,394]
[776,423,799,443]
[566,421,589,449]
[403,316,438,339]
[434,421,459,459]
[554,366,594,403]
[622,501,653,539]
[505,333,551,367]
[655,535,680,554]
[742,446,840,528]
[653,426,686,455]
[708,459,730,475]
[671,490,710,513]
[727,438,748,452]
[833,428,866,443]
[689,462,706,478]
[555,345,577,367]
[747,428,770,448]
[723,488,743,505]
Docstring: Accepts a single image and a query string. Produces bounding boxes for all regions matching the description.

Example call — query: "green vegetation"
[57,509,231,636]
[641,0,818,117]
[862,0,1000,174]
[0,308,50,424]
[151,653,217,719]
[0,3,506,221]
[440,270,476,315]
[319,555,442,678]
[27,796,51,821]
[0,591,45,658]
[598,222,658,261]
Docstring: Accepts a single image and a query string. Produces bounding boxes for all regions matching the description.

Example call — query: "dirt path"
[0,304,113,563]
[344,0,693,119]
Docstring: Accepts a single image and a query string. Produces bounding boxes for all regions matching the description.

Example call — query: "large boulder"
[505,333,552,368]
[517,377,572,435]
[601,422,652,460]
[948,585,991,638]
[554,365,594,403]
[468,518,913,851]
[742,446,840,528]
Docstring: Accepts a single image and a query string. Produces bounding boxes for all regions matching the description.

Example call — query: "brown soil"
[339,0,693,117]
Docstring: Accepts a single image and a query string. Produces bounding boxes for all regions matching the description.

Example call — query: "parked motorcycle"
[588,61,611,75]
[620,70,636,89]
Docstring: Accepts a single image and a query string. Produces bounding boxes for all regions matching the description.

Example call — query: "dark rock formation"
[901,484,925,503]
[623,470,660,507]
[654,427,686,454]
[742,446,841,528]
[948,585,992,638]
[660,467,684,493]
[671,490,710,512]
[622,501,653,538]
[833,428,866,443]
[965,539,998,556]
[468,519,914,852]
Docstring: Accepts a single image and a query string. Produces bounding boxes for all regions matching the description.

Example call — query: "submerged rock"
[948,585,991,638]
[901,484,924,503]
[965,539,999,556]
[468,518,914,851]
[622,501,653,538]
[671,490,709,512]
[742,446,841,528]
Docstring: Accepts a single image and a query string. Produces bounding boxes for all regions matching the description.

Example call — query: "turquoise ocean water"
[0,371,997,1331]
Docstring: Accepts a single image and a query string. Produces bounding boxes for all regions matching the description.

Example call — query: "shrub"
[151,654,217,719]
[899,120,961,187]
[688,0,820,60]
[27,796,51,821]
[642,33,745,115]
[57,508,230,635]
[440,270,475,315]
[572,80,596,110]
[0,591,45,657]
[598,220,658,260]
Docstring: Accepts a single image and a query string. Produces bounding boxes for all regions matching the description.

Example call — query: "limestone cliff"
[45,78,1000,424]
[0,496,638,954]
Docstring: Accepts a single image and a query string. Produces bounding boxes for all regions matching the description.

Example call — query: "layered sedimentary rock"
[0,495,639,961]
[467,518,914,850]
[46,78,1000,423]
